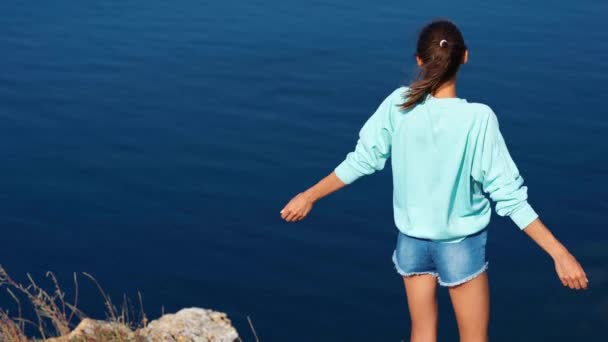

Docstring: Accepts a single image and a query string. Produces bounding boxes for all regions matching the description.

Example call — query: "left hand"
[280,192,314,222]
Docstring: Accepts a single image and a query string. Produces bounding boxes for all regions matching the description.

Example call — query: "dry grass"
[0,266,258,342]
[0,265,146,342]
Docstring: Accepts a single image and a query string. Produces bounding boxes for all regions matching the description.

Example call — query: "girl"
[280,19,588,342]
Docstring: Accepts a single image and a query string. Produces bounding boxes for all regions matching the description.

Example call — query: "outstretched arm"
[280,171,345,222]
[280,88,399,223]
[474,108,588,290]
[522,219,588,290]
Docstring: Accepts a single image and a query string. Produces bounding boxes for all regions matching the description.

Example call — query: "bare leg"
[403,274,439,342]
[447,271,490,342]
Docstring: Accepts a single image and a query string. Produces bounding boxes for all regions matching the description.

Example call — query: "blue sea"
[0,1,606,340]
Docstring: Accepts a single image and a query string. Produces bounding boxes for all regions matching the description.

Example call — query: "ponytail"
[399,20,467,110]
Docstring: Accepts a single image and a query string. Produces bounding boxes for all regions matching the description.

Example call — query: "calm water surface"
[0,0,607,340]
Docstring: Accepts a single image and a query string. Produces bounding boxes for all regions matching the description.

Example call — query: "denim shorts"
[391,228,489,287]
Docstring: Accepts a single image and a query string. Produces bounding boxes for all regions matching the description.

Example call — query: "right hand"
[280,192,314,222]
[553,249,589,290]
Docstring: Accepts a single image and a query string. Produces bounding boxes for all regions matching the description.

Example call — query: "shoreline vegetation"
[0,266,243,342]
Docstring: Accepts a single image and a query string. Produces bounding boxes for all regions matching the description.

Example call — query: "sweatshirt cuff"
[334,160,361,185]
[510,202,539,230]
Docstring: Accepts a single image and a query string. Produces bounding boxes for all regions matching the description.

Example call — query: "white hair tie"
[439,39,448,48]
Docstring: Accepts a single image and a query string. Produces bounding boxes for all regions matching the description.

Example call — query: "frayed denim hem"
[401,270,440,278]
[438,261,489,287]
[392,251,439,278]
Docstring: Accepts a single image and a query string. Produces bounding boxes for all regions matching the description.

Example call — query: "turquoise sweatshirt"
[334,86,538,243]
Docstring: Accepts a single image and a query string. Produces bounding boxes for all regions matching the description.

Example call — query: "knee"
[410,330,437,342]
[456,318,489,342]
[410,320,437,342]
[459,336,488,342]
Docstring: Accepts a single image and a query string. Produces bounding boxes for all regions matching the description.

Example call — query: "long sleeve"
[334,89,397,185]
[472,108,539,230]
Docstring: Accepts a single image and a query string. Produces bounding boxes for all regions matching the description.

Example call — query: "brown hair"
[399,19,468,110]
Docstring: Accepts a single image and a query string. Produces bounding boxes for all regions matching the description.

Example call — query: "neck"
[431,78,457,98]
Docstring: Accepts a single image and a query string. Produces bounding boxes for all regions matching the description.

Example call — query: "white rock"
[137,307,239,342]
